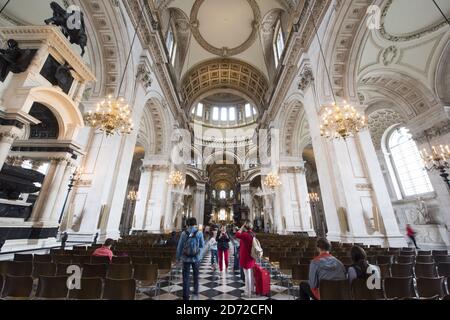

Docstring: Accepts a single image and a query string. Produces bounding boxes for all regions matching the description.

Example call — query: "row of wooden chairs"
[317,277,450,300]
[0,274,141,300]
[0,260,171,279]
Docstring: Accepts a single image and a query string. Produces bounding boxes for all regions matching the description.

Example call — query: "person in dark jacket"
[299,238,346,300]
[348,245,380,283]
[216,225,230,273]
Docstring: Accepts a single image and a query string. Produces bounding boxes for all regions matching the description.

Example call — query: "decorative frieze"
[298,66,314,91]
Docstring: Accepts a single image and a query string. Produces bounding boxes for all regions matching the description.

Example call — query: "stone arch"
[137,97,172,157]
[203,150,244,166]
[27,86,84,140]
[435,41,450,104]
[359,69,440,119]
[279,100,310,157]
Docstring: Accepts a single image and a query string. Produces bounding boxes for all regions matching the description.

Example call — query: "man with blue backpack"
[176,217,205,300]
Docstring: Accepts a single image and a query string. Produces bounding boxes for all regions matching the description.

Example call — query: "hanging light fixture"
[167,170,186,187]
[420,144,450,188]
[264,172,282,189]
[310,8,367,140]
[84,8,145,136]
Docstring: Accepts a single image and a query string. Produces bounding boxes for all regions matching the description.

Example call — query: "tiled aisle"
[143,247,296,300]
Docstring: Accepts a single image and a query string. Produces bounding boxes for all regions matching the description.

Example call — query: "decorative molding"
[367,109,404,149]
[413,120,450,144]
[181,58,269,109]
[189,0,261,57]
[298,66,314,91]
[381,45,398,66]
[356,183,373,191]
[136,62,153,92]
[379,0,447,42]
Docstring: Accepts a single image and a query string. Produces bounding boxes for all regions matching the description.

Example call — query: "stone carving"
[45,2,88,56]
[368,109,404,150]
[55,62,74,90]
[189,0,261,57]
[413,120,450,144]
[137,63,153,90]
[0,39,36,82]
[356,183,373,191]
[298,67,314,91]
[381,45,398,66]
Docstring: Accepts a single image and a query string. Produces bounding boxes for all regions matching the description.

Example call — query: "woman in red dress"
[236,220,256,298]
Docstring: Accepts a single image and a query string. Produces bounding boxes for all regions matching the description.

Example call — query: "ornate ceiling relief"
[181,59,269,109]
[379,0,448,42]
[190,0,261,57]
[359,73,437,119]
[367,109,404,150]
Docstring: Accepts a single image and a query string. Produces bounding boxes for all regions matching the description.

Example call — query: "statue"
[45,2,87,56]
[93,232,99,245]
[0,39,36,82]
[55,62,74,91]
[415,197,432,225]
[60,232,68,250]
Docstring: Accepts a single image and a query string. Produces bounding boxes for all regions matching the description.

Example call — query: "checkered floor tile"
[143,246,296,300]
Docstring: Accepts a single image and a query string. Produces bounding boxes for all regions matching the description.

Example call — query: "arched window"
[166,25,177,66]
[387,127,433,198]
[273,19,285,68]
[219,190,226,199]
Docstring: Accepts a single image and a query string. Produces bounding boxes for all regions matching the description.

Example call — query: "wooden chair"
[33,254,52,263]
[416,255,434,263]
[377,255,393,265]
[391,263,414,277]
[131,256,152,265]
[289,264,309,297]
[82,263,108,278]
[68,277,103,300]
[396,255,414,264]
[437,262,450,277]
[72,255,92,265]
[351,278,384,300]
[112,256,131,264]
[319,279,351,300]
[1,275,33,299]
[377,264,391,278]
[0,261,8,275]
[432,250,448,256]
[52,255,72,264]
[416,277,445,299]
[417,250,431,256]
[56,263,73,276]
[106,264,133,280]
[434,255,450,264]
[13,254,33,262]
[6,261,33,277]
[91,256,111,264]
[415,263,437,278]
[133,264,159,297]
[383,277,416,299]
[103,278,136,300]
[32,262,56,278]
[36,276,69,299]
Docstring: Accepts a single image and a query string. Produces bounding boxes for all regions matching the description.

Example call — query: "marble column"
[193,183,206,226]
[40,158,69,222]
[30,159,59,222]
[50,162,76,222]
[301,69,406,246]
[0,127,22,170]
[132,165,153,231]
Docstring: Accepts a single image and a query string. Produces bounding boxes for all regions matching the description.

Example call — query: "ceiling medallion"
[190,0,261,57]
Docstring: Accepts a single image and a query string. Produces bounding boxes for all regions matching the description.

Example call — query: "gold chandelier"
[167,170,186,187]
[84,96,133,136]
[308,192,320,203]
[127,189,139,202]
[420,145,450,188]
[320,102,367,140]
[264,172,282,189]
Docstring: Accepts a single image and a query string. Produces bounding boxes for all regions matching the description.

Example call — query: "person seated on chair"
[299,238,346,300]
[348,245,380,284]
[166,231,178,247]
[92,238,114,262]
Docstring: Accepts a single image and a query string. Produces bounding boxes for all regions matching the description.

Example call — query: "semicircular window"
[29,102,59,139]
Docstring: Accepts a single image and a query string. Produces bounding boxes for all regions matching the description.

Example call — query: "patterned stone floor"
[141,248,297,300]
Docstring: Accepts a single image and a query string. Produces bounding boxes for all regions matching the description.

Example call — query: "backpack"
[250,233,263,260]
[183,230,200,258]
